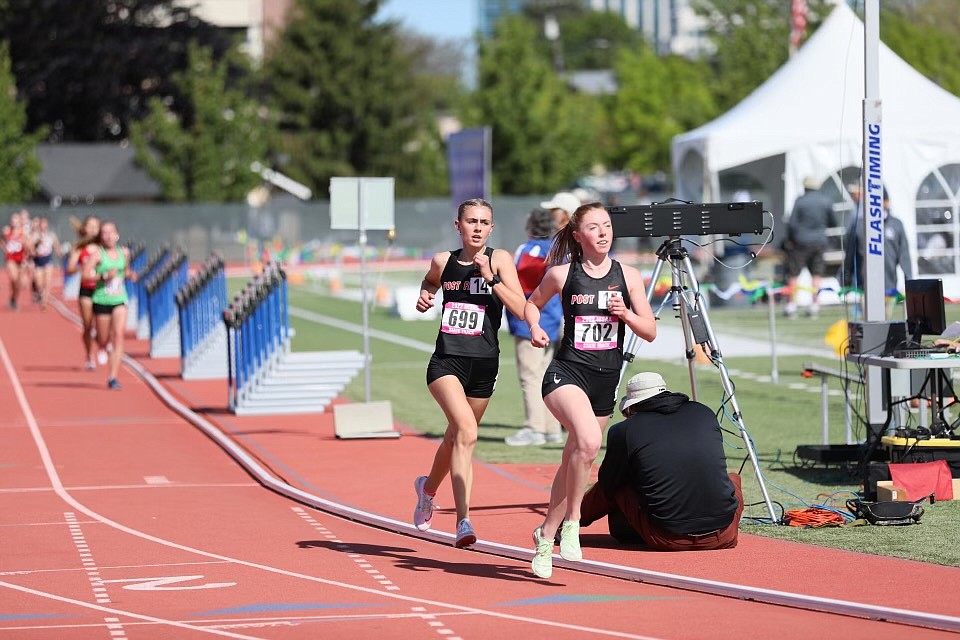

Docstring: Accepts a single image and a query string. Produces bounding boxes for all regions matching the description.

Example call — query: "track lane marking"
[0,561,229,577]
[43,297,960,634]
[0,482,259,494]
[1,333,665,640]
[0,581,266,640]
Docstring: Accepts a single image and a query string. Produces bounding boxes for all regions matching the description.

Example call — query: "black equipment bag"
[846,498,924,526]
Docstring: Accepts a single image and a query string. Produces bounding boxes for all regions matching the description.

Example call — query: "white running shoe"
[97,350,108,365]
[531,526,554,579]
[455,518,477,548]
[505,428,546,446]
[559,520,582,561]
[413,476,434,531]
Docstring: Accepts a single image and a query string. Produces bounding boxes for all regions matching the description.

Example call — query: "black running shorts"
[426,354,499,399]
[541,358,619,417]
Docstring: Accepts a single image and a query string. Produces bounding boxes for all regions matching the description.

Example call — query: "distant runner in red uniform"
[66,216,101,368]
[3,211,31,310]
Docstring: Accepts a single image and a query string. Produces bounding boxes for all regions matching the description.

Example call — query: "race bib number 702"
[574,315,618,350]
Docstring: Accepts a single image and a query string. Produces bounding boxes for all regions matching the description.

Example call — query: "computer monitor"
[905,278,946,344]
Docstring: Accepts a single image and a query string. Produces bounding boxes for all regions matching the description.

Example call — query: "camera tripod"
[621,237,780,524]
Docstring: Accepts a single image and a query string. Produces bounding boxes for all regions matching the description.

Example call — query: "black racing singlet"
[433,247,503,358]
[555,260,631,370]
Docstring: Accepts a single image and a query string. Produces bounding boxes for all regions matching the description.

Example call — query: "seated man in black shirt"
[580,372,743,550]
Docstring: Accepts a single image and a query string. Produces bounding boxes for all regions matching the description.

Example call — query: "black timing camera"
[608,201,765,238]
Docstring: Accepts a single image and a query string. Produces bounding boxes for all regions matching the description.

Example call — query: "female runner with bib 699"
[412,199,527,549]
[525,202,656,579]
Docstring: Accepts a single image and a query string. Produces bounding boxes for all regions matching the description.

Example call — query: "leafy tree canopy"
[0,0,230,142]
[609,46,716,173]
[264,0,447,198]
[130,44,272,202]
[0,40,43,203]
[692,0,832,112]
[461,15,603,194]
[881,3,960,97]
[556,10,645,71]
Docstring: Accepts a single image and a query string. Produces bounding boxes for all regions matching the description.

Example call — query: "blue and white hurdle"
[144,251,189,358]
[132,247,174,337]
[176,255,229,380]
[123,243,147,329]
[223,262,364,415]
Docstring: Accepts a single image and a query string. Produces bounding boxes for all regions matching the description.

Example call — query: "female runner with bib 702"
[411,198,527,549]
[525,202,657,579]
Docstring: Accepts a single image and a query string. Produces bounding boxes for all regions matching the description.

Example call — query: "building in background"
[189,0,294,62]
[479,0,707,57]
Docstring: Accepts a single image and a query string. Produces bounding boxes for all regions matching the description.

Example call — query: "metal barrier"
[144,251,189,358]
[133,247,173,338]
[223,262,363,415]
[176,255,228,379]
[123,243,147,329]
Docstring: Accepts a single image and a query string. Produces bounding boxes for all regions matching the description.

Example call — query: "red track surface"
[1,285,958,639]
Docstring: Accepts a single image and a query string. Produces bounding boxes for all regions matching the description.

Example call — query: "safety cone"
[375,284,390,306]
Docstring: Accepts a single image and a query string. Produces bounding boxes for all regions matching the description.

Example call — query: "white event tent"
[671,1,960,296]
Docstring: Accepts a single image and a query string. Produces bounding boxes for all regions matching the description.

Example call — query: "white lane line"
[0,581,266,640]
[288,306,434,353]
[0,482,259,494]
[0,561,229,577]
[40,306,960,634]
[64,514,131,640]
[291,507,401,592]
[144,476,171,485]
[64,512,111,605]
[3,333,659,640]
[0,610,476,633]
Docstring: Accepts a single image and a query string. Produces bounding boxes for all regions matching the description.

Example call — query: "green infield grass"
[232,275,960,567]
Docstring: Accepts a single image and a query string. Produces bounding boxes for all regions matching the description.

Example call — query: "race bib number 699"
[441,302,486,336]
[574,315,618,350]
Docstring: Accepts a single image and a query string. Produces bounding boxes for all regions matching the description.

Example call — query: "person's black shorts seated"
[580,372,743,551]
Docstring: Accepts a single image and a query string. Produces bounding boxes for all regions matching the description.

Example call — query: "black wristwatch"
[485,274,501,287]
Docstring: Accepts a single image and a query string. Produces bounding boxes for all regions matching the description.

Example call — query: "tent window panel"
[917,173,951,201]
[917,231,956,276]
[938,164,960,199]
[916,206,953,226]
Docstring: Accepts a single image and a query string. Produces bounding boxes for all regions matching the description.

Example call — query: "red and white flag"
[790,0,809,51]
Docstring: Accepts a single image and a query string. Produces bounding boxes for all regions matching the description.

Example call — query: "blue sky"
[378,0,477,41]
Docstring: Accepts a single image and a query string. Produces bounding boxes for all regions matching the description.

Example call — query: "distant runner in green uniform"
[83,221,135,389]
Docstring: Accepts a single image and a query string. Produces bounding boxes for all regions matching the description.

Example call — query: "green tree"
[557,10,644,71]
[461,16,603,194]
[0,41,43,203]
[693,0,832,112]
[264,0,446,197]
[0,0,229,141]
[609,46,716,173]
[881,4,960,96]
[130,44,272,202]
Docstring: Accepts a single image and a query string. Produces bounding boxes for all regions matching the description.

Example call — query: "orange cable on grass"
[783,507,847,528]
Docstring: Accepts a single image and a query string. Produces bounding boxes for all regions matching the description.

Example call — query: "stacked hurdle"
[132,247,173,337]
[144,251,189,358]
[176,255,229,380]
[223,262,364,415]
[123,243,147,324]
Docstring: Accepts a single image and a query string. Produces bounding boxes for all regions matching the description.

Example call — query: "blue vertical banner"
[447,127,491,207]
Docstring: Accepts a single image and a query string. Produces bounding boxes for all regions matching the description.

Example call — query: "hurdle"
[223,262,364,415]
[176,254,229,380]
[144,251,189,358]
[132,247,174,338]
[123,243,147,329]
